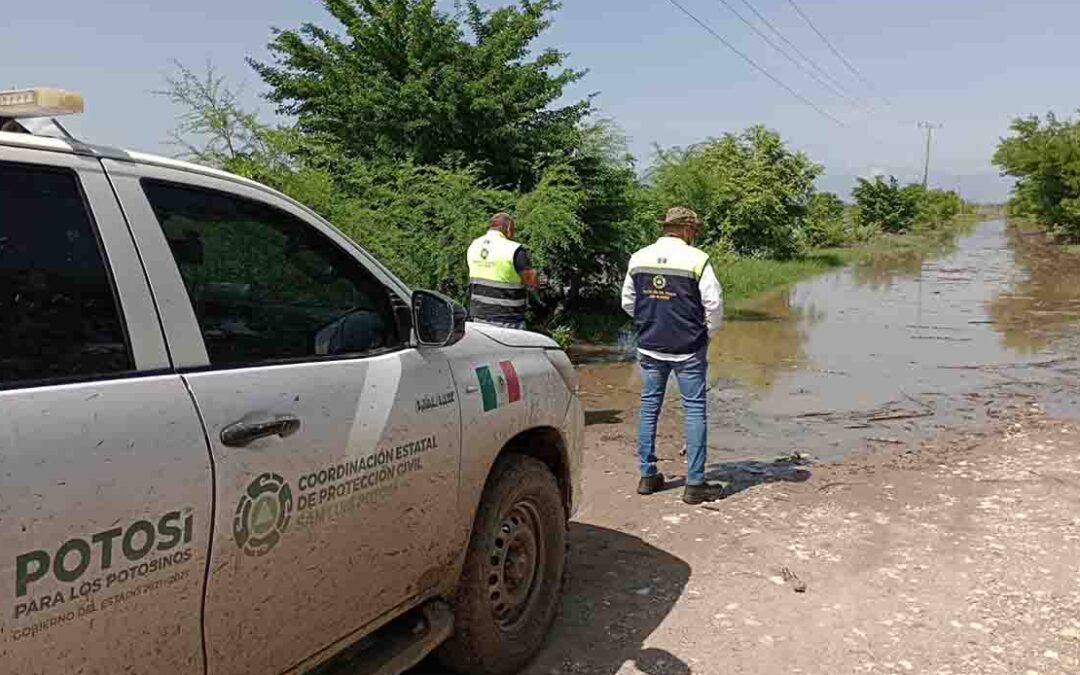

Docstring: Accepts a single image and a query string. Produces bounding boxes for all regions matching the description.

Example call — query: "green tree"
[244,1,659,318]
[993,112,1080,242]
[804,191,847,247]
[556,121,655,304]
[158,60,653,321]
[249,0,588,189]
[650,126,823,259]
[909,185,963,228]
[852,175,919,233]
[156,60,271,167]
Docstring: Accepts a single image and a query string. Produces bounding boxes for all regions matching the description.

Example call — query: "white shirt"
[621,258,724,362]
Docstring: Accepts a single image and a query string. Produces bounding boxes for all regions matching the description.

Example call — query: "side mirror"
[413,290,466,348]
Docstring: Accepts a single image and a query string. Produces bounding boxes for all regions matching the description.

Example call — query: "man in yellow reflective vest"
[467,212,543,330]
[622,207,725,505]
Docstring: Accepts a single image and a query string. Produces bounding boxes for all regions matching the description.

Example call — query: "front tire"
[438,454,566,675]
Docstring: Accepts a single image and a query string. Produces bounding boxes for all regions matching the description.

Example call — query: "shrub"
[913,187,963,229]
[852,176,920,233]
[805,192,849,247]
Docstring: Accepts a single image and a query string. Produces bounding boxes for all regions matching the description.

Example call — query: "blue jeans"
[637,348,708,486]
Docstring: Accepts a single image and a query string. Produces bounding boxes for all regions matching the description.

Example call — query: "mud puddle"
[579,220,1080,462]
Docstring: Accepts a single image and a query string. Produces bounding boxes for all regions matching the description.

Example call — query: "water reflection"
[989,223,1080,353]
[709,292,819,390]
[848,230,964,291]
[578,220,1080,462]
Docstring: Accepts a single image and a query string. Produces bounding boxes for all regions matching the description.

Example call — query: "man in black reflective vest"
[622,207,725,505]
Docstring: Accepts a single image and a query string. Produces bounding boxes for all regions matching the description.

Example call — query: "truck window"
[141,180,401,367]
[0,162,133,386]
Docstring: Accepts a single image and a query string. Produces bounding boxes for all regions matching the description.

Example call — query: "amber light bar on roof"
[0,88,84,118]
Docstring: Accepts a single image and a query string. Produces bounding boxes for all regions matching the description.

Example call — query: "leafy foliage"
[156,60,267,165]
[240,151,511,296]
[159,60,649,320]
[852,177,969,235]
[649,126,823,259]
[994,112,1080,242]
[249,0,588,190]
[804,192,848,248]
[852,176,919,233]
[911,185,963,228]
[237,0,660,325]
[556,121,656,302]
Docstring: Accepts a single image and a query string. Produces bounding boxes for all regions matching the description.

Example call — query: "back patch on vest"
[646,273,675,301]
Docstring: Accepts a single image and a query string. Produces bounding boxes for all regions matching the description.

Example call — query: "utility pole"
[918,122,942,189]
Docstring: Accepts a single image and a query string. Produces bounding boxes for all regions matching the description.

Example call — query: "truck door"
[0,151,212,673]
[105,162,462,675]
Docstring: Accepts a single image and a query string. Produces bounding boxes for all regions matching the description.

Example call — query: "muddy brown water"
[577,220,1080,462]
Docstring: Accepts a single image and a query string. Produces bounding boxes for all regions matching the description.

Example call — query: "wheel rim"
[487,499,545,629]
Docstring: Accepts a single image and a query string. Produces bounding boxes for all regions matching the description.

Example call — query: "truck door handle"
[221,415,301,448]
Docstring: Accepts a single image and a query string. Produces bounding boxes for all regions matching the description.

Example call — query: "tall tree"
[249,0,589,189]
[994,112,1080,242]
[650,126,822,259]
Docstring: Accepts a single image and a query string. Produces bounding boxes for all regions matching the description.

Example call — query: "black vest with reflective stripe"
[468,279,527,324]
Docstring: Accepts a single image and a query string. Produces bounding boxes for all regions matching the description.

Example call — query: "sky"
[7,0,1080,202]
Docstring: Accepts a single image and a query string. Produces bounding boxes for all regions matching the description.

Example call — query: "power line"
[665,0,847,128]
[735,0,868,108]
[714,0,869,113]
[784,0,877,92]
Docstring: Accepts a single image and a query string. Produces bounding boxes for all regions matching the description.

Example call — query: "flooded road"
[578,220,1080,462]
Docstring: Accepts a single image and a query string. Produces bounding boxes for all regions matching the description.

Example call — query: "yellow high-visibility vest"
[467,230,527,323]
[467,231,524,287]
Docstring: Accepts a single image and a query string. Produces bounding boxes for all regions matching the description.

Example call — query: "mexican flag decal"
[476,361,522,412]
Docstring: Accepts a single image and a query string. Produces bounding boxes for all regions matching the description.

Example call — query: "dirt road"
[522,410,1080,675]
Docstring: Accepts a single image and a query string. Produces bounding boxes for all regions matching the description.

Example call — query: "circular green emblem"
[652,275,667,290]
[233,472,293,557]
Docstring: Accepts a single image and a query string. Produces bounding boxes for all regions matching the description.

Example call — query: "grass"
[682,216,981,309]
[844,214,981,266]
[714,250,855,304]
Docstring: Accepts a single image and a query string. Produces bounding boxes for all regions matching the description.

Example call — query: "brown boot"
[637,473,665,495]
[682,483,725,505]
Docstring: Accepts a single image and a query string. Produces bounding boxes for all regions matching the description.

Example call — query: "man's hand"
[521,268,547,290]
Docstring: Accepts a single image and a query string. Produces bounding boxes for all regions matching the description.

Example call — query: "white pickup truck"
[0,89,583,675]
